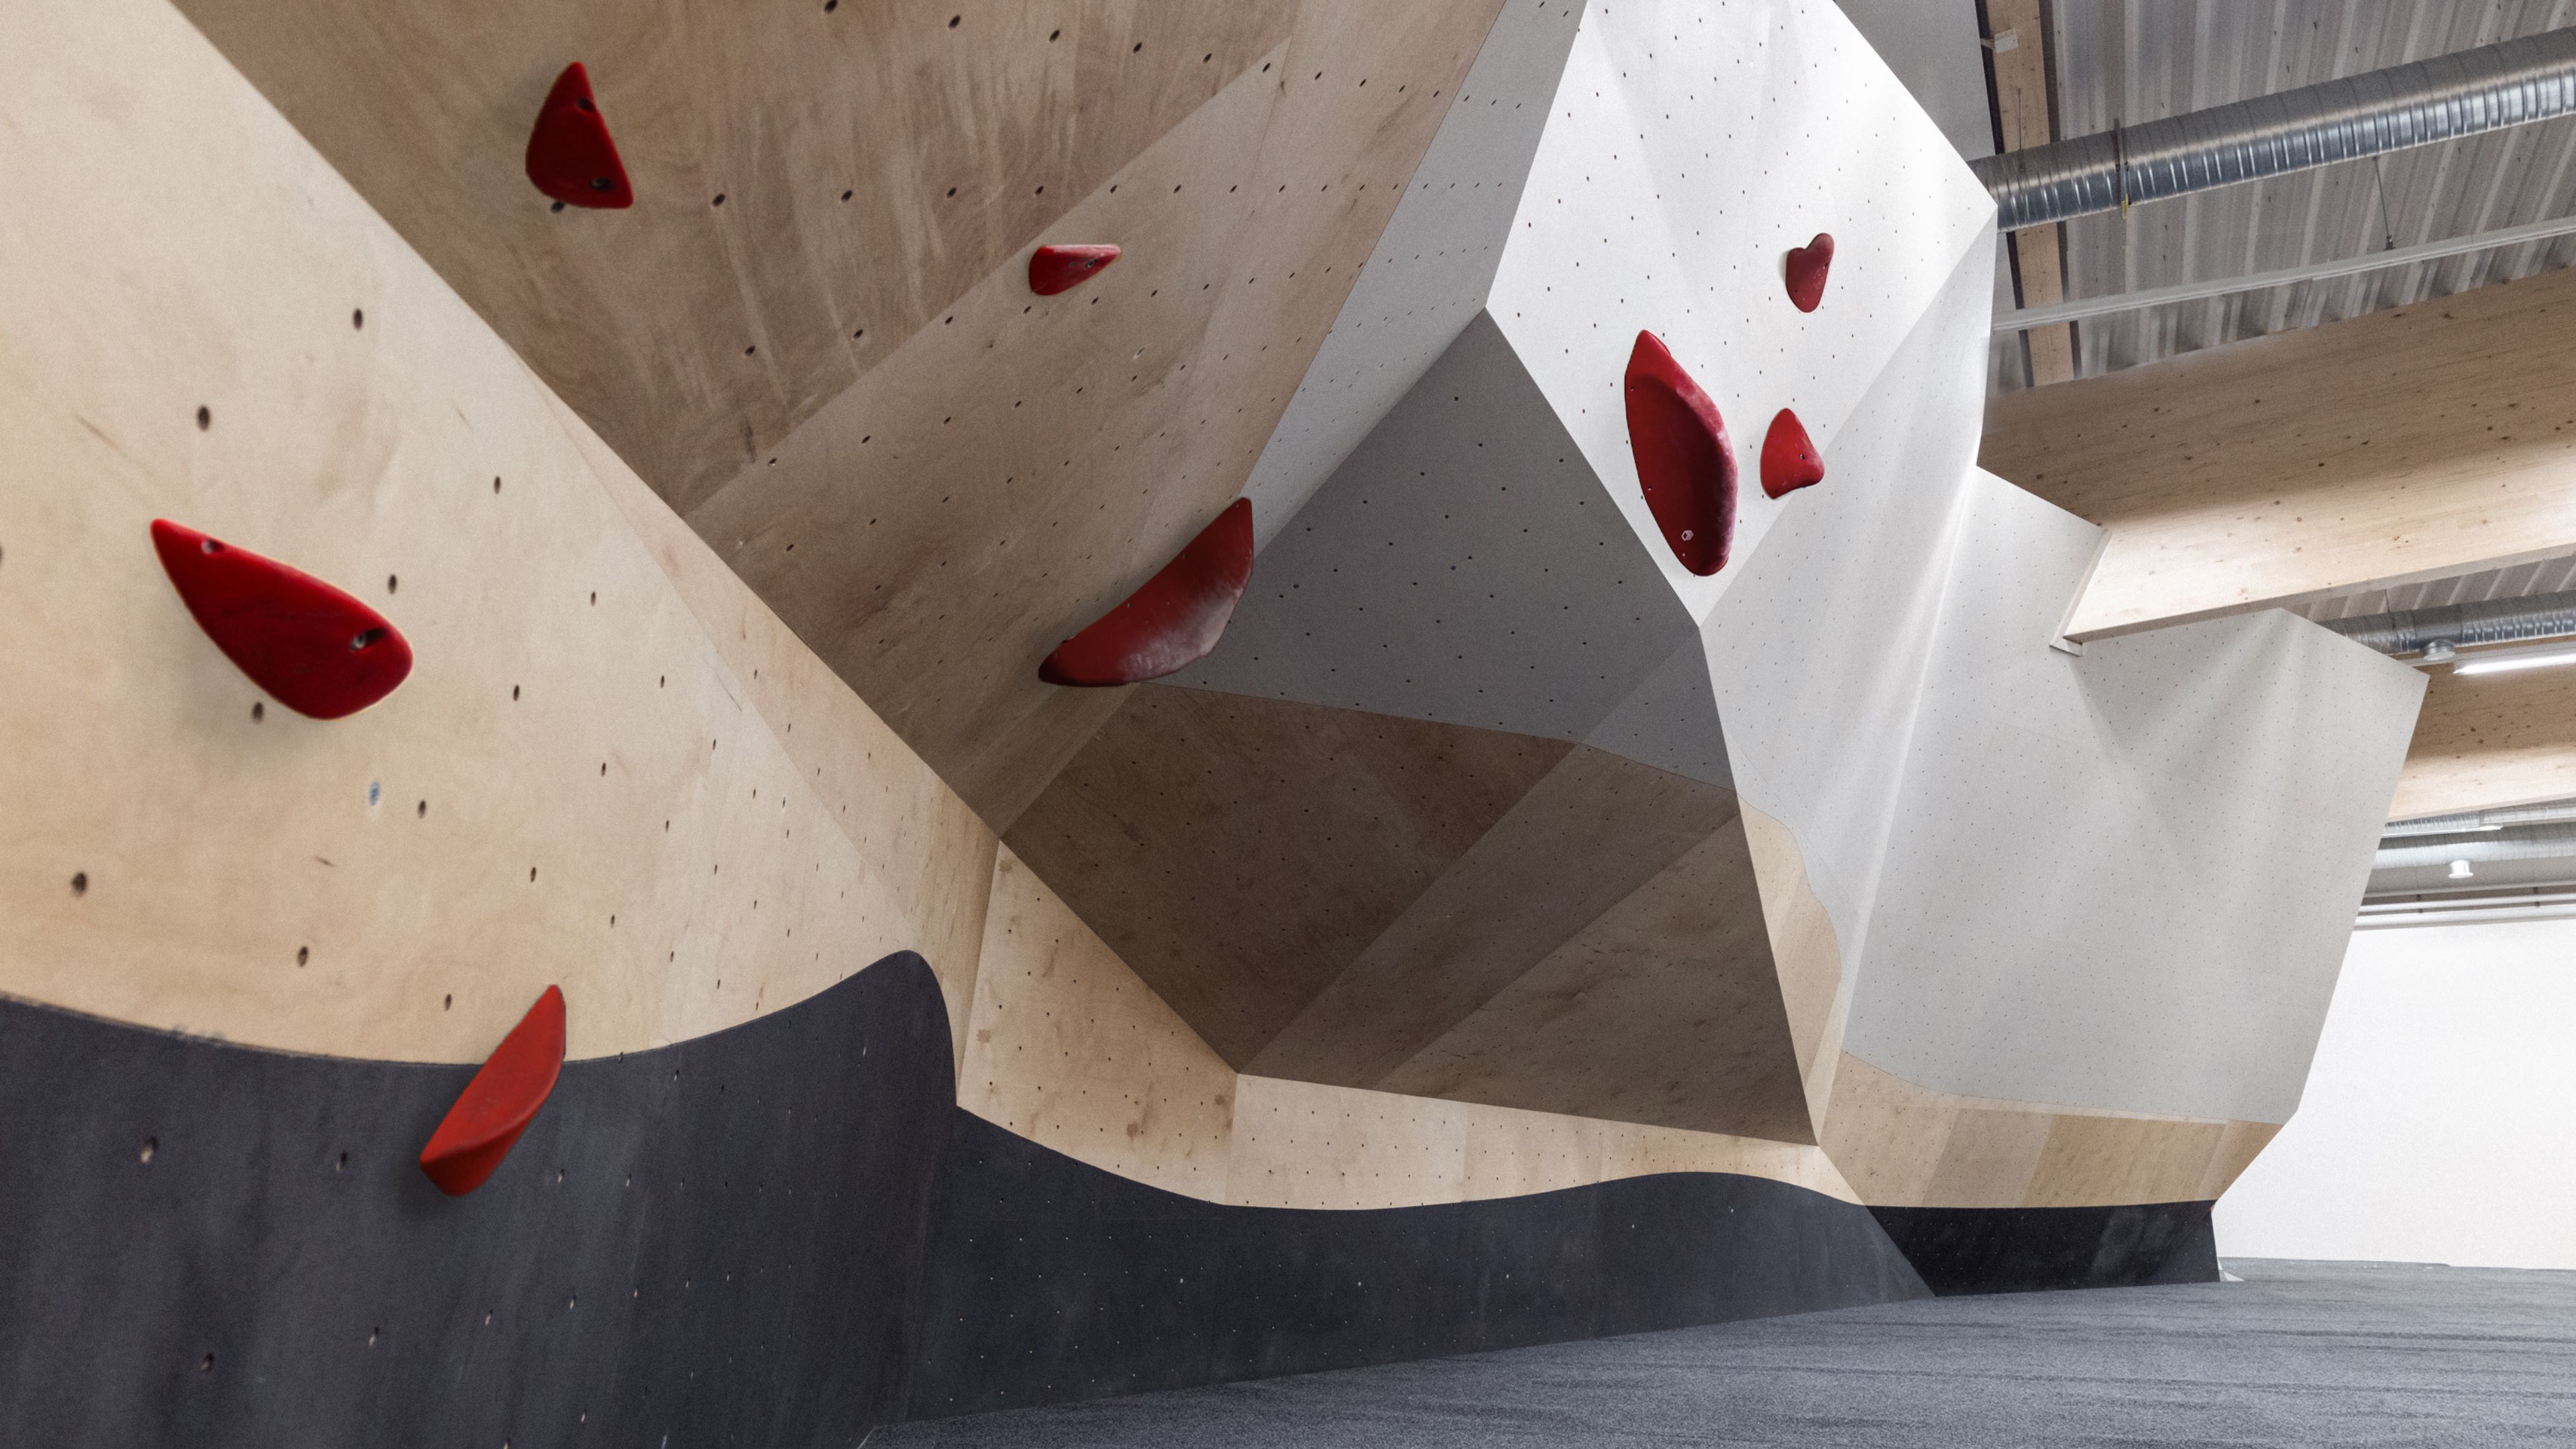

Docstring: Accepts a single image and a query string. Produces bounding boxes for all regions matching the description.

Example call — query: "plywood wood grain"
[1822,1053,2282,1209]
[1987,0,2074,386]
[1378,817,1813,1143]
[1254,744,1739,1085]
[1006,686,1570,1065]
[2391,661,2576,819]
[0,0,987,1065]
[1984,266,2576,639]
[960,847,1237,1199]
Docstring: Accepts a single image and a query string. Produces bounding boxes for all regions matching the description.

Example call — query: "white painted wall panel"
[1843,480,2427,1123]
[2216,920,2576,1270]
[1238,0,1585,547]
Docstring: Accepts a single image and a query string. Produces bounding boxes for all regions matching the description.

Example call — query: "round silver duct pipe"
[1973,28,2576,231]
[2385,799,2576,838]
[2375,820,2576,872]
[2319,587,2576,659]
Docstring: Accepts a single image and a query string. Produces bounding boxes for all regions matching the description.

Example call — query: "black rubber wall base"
[0,959,954,1448]
[902,1111,1927,1419]
[1867,1201,2221,1295]
[3,955,2218,1444]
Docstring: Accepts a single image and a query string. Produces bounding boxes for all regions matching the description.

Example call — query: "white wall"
[2216,919,2576,1269]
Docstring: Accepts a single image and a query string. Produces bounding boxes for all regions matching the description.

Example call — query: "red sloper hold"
[1786,233,1834,313]
[419,985,567,1197]
[1041,498,1254,686]
[1029,244,1122,296]
[525,63,633,209]
[1623,331,1737,576]
[1760,408,1825,498]
[150,520,413,720]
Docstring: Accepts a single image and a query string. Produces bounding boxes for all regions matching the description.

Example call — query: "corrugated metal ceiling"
[1992,0,2576,392]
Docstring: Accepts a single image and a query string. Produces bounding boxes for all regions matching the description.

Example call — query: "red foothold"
[1760,409,1825,498]
[1786,233,1833,313]
[1030,244,1122,296]
[419,985,566,1197]
[525,63,633,209]
[150,520,413,720]
[1042,498,1254,687]
[1623,332,1736,577]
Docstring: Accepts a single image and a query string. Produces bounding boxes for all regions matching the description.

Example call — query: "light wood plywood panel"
[1378,816,1814,1144]
[1254,744,1739,1086]
[1822,1053,2282,1210]
[2391,662,2576,819]
[0,0,994,1065]
[177,0,1507,828]
[1741,802,1851,1128]
[568,390,999,1063]
[172,0,1306,515]
[1005,686,1570,1066]
[688,7,1503,825]
[1984,266,2576,640]
[960,847,1237,1200]
[1228,1074,1857,1212]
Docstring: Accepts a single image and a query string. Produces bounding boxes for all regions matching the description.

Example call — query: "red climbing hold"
[1623,331,1736,577]
[1760,409,1825,498]
[150,520,413,720]
[1041,498,1254,686]
[1786,233,1834,313]
[525,63,633,209]
[419,985,566,1197]
[1029,244,1122,296]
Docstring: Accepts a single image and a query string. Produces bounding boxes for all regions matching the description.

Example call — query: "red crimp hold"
[1623,331,1737,576]
[525,63,633,209]
[1041,498,1254,686]
[419,985,566,1197]
[1760,409,1825,498]
[1786,233,1834,313]
[150,520,412,720]
[1029,244,1122,296]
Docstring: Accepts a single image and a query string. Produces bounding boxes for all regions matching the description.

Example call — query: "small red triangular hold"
[420,985,566,1197]
[1761,409,1825,498]
[1623,331,1736,576]
[525,63,633,209]
[1042,498,1254,686]
[150,520,413,720]
[1786,233,1834,313]
[1030,244,1122,296]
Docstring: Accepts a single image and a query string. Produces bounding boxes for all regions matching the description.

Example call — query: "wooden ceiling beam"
[1983,264,2576,641]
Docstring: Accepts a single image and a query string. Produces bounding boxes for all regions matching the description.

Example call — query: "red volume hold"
[525,63,633,209]
[419,985,566,1197]
[1042,498,1254,686]
[1623,331,1737,576]
[1760,409,1825,498]
[1029,244,1122,296]
[150,520,413,720]
[1786,233,1834,313]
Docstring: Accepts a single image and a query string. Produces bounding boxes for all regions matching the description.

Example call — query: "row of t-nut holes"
[146,1128,786,1409]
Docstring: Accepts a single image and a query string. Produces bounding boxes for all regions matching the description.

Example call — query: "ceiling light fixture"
[2449,859,2475,879]
[2451,640,2576,677]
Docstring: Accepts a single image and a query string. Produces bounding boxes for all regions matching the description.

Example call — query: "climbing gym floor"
[880,1260,2576,1447]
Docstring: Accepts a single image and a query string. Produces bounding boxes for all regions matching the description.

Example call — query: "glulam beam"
[1984,265,2576,641]
[2392,661,2576,820]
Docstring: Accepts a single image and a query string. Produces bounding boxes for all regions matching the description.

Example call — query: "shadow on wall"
[0,952,2198,1444]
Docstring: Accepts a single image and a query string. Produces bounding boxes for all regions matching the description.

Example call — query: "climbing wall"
[0,0,2433,1438]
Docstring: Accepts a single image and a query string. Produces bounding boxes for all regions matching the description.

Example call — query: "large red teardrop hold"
[1622,332,1737,576]
[525,63,633,209]
[419,985,567,1197]
[1760,409,1825,498]
[150,520,413,720]
[1786,233,1834,312]
[1041,498,1254,686]
[1029,244,1122,296]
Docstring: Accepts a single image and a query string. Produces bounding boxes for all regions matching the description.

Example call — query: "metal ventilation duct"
[1973,28,2576,231]
[2319,588,2576,658]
